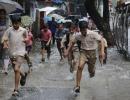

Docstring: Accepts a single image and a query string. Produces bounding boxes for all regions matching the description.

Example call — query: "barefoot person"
[40,24,52,62]
[2,15,28,96]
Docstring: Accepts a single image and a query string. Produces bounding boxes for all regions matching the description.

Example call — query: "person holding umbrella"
[0,9,10,74]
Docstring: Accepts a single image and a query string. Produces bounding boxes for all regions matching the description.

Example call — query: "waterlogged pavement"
[0,44,130,100]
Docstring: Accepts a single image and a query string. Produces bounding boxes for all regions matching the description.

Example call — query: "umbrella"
[10,1,23,13]
[13,1,23,10]
[64,19,72,23]
[44,16,52,24]
[57,19,72,24]
[0,0,16,13]
[79,17,88,22]
[51,9,66,16]
[57,19,65,23]
[21,16,33,27]
[0,0,23,14]
[11,8,23,14]
[48,14,64,20]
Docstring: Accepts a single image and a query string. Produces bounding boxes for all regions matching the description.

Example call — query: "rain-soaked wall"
[128,21,130,53]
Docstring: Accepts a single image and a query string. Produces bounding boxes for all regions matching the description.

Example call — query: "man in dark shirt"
[48,17,57,45]
[55,24,66,61]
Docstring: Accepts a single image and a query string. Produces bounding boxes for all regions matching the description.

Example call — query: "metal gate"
[113,1,130,60]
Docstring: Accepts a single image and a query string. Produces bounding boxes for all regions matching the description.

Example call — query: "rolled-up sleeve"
[94,32,102,41]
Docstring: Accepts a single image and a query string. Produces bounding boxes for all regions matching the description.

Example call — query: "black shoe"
[73,86,80,94]
[41,58,45,62]
[4,72,8,75]
[12,89,19,96]
[103,60,107,64]
[70,65,74,73]
[89,72,95,78]
[20,73,28,86]
[47,55,50,60]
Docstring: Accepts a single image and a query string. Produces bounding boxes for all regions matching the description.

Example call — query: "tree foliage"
[85,0,113,46]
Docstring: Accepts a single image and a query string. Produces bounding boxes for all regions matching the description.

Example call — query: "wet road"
[0,43,130,100]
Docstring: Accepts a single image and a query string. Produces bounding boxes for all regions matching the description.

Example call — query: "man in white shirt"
[2,15,28,96]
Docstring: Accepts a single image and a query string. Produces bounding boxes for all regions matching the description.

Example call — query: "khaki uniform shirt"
[61,32,73,48]
[61,32,81,47]
[72,29,102,50]
[2,27,27,56]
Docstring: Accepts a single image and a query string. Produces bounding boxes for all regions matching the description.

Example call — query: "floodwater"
[0,42,130,100]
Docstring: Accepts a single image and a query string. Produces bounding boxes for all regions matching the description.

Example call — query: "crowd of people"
[0,8,108,96]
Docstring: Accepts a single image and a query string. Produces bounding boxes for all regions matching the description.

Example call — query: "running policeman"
[64,21,105,94]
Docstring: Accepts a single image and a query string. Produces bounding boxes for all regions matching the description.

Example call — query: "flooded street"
[0,44,130,100]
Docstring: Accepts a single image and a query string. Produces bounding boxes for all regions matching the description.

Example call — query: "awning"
[48,14,64,20]
[38,7,58,15]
